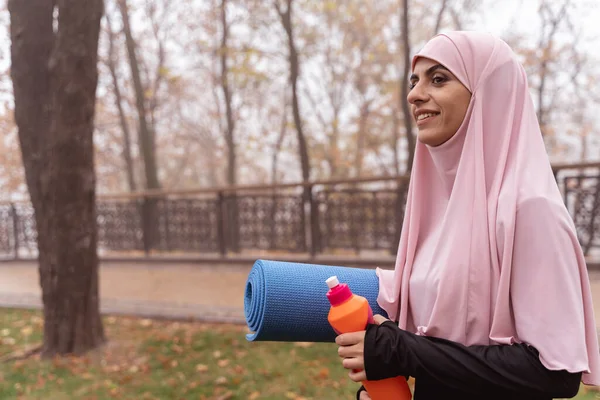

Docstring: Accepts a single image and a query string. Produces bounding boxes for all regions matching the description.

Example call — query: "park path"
[0,261,252,323]
[2,261,600,332]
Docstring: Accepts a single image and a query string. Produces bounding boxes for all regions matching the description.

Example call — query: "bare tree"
[536,0,571,136]
[219,0,241,252]
[146,1,167,125]
[354,67,374,178]
[400,0,415,172]
[105,12,137,192]
[117,0,160,190]
[270,93,287,186]
[433,0,449,35]
[220,0,237,186]
[274,0,311,188]
[9,0,105,356]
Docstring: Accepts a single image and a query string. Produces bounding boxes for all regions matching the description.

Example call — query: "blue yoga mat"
[244,259,388,342]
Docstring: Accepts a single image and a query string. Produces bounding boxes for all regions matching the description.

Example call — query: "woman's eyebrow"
[409,64,450,81]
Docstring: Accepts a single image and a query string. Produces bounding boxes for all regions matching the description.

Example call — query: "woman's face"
[407,57,471,147]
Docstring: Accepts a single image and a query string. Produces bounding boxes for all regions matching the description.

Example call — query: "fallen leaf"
[118,374,133,385]
[294,342,313,348]
[1,329,10,337]
[233,365,245,374]
[217,359,229,368]
[317,367,330,379]
[231,376,242,385]
[216,391,233,400]
[172,344,183,354]
[235,350,247,359]
[2,337,15,345]
[109,365,121,373]
[213,350,222,358]
[196,364,208,373]
[249,392,260,400]
[139,319,152,327]
[167,377,178,387]
[215,376,228,385]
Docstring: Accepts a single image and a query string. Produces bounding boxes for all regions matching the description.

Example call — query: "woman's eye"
[408,82,416,90]
[432,75,447,84]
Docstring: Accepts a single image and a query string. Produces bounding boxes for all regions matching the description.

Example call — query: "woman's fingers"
[342,356,364,370]
[349,368,367,382]
[359,390,372,400]
[335,331,365,346]
[338,342,362,358]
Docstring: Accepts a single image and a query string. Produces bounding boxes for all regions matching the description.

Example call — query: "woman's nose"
[407,82,428,105]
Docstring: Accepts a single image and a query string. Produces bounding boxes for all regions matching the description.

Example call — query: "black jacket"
[356,321,581,400]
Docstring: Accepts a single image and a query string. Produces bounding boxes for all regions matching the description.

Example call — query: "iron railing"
[0,162,598,260]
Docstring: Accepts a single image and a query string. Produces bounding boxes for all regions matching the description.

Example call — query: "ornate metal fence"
[563,174,600,255]
[1,162,599,260]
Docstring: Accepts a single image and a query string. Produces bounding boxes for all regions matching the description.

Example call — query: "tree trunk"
[219,0,240,253]
[355,99,372,178]
[400,0,415,172]
[117,0,160,190]
[270,92,288,249]
[118,0,160,253]
[276,0,310,186]
[220,0,236,187]
[536,0,570,138]
[392,108,401,175]
[433,0,448,35]
[276,0,311,252]
[272,92,288,186]
[9,0,105,357]
[106,13,136,192]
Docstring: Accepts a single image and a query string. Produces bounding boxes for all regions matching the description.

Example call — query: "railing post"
[141,196,150,256]
[351,190,360,255]
[584,177,600,255]
[163,198,171,252]
[269,190,277,251]
[392,179,406,255]
[309,184,320,256]
[217,191,227,256]
[11,203,19,260]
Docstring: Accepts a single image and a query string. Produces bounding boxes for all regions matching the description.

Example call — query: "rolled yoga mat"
[244,259,388,342]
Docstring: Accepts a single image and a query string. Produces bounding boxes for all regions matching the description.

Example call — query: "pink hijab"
[377,31,600,384]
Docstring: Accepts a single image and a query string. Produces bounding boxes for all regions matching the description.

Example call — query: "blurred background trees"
[0,0,597,199]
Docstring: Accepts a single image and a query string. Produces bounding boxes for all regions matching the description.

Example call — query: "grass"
[0,308,598,399]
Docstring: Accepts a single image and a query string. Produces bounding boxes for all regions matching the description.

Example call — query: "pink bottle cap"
[326,276,352,306]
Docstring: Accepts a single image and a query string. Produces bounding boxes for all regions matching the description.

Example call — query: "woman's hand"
[335,314,389,382]
[359,390,372,399]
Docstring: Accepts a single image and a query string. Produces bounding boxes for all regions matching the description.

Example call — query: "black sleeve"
[364,321,581,399]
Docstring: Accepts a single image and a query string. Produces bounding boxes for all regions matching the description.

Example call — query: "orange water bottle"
[326,276,412,400]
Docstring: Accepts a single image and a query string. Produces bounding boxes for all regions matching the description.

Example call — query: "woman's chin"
[417,131,443,147]
[417,129,455,147]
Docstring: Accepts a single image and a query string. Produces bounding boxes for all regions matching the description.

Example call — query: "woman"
[336,31,600,399]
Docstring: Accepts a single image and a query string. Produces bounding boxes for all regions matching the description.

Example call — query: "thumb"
[360,390,372,400]
[373,314,389,325]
